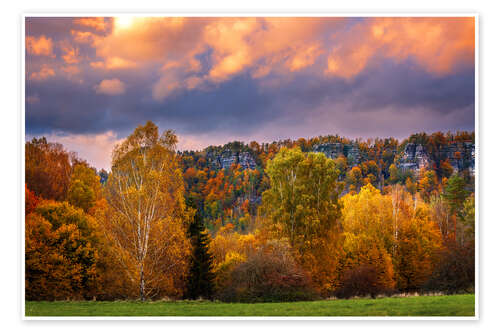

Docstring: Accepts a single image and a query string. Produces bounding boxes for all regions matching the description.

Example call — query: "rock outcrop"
[398,143,431,172]
[312,143,343,159]
[439,142,475,175]
[397,141,475,175]
[312,143,361,165]
[206,150,257,170]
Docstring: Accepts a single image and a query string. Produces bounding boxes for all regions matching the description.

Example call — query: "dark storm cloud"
[26,60,475,139]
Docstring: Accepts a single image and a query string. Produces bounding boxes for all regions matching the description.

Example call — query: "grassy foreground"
[26,294,474,317]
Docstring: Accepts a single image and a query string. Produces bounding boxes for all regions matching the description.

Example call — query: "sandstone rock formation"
[206,149,257,170]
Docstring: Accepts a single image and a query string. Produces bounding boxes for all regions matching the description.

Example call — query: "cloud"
[84,17,474,97]
[325,17,475,79]
[25,16,475,164]
[71,30,96,44]
[90,57,137,70]
[74,17,109,32]
[60,42,80,64]
[26,35,54,57]
[29,64,55,81]
[94,78,126,95]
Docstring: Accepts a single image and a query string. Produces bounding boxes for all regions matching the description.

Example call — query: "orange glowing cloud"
[71,30,96,44]
[95,78,126,95]
[90,57,137,70]
[74,17,109,32]
[325,17,475,79]
[26,35,54,57]
[30,64,55,81]
[60,42,80,64]
[81,17,474,99]
[203,17,340,81]
[288,43,324,72]
[93,17,194,64]
[91,17,337,81]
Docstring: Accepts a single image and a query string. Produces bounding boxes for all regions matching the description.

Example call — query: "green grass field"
[25,294,474,317]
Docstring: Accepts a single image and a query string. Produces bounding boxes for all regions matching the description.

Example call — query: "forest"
[25,121,475,302]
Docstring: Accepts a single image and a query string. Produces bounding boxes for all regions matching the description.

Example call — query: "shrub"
[423,241,474,294]
[334,264,394,299]
[215,240,317,302]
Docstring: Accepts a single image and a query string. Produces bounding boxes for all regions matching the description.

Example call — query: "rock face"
[312,143,361,165]
[206,150,257,170]
[312,143,343,159]
[440,142,475,176]
[398,143,431,172]
[397,142,475,175]
[345,144,361,165]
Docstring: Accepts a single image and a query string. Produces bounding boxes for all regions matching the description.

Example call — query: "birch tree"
[105,121,190,301]
[261,148,343,293]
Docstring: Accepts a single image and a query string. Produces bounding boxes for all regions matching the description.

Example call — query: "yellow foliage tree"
[105,121,190,300]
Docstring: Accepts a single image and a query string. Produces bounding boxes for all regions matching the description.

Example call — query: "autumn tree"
[340,184,396,295]
[261,148,342,293]
[392,200,442,291]
[418,170,439,202]
[25,185,39,215]
[346,166,363,192]
[25,201,100,300]
[262,148,341,247]
[105,121,190,301]
[67,163,102,212]
[25,137,72,201]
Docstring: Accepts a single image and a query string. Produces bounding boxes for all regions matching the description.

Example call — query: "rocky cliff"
[206,149,257,170]
[397,141,475,175]
[312,143,362,165]
[198,138,474,176]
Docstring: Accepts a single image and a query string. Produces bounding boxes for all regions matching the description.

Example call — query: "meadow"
[25,294,474,317]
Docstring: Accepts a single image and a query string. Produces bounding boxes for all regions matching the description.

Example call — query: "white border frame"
[21,12,479,321]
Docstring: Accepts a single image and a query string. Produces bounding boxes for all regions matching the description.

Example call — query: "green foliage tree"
[261,148,342,293]
[262,147,341,249]
[442,175,470,217]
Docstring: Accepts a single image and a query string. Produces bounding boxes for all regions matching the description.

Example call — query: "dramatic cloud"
[325,17,475,78]
[25,16,475,170]
[26,35,54,57]
[95,78,126,95]
[74,17,110,32]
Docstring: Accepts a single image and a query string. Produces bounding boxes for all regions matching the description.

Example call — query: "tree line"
[25,122,475,301]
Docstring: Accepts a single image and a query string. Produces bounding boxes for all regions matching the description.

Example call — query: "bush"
[423,241,474,294]
[215,240,317,302]
[334,264,394,299]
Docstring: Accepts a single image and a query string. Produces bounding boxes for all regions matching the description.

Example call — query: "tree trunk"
[140,263,145,301]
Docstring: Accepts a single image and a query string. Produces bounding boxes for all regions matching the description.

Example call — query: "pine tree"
[185,199,215,300]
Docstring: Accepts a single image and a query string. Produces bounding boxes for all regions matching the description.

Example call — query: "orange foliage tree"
[25,201,100,300]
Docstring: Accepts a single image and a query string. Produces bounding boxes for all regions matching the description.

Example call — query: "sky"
[25,16,475,170]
